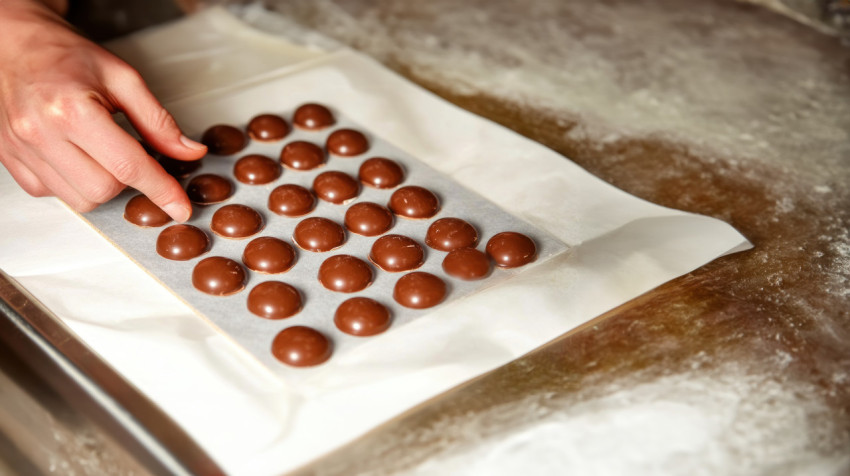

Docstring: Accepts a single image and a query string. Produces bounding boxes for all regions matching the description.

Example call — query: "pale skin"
[0,0,206,222]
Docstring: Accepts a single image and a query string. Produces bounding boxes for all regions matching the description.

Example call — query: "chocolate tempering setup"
[3,1,847,475]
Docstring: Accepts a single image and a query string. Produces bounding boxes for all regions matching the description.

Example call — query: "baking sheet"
[0,8,751,476]
[83,104,566,381]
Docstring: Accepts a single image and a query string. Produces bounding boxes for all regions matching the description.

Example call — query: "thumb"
[107,67,206,160]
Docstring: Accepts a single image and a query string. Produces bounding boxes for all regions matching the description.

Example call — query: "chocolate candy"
[393,272,446,309]
[159,156,202,178]
[242,237,296,274]
[486,232,537,268]
[271,326,332,367]
[326,129,369,156]
[425,217,478,252]
[369,234,424,272]
[280,141,325,171]
[210,204,264,239]
[247,114,289,142]
[334,297,391,336]
[156,224,209,261]
[293,103,335,130]
[318,255,373,293]
[313,171,359,204]
[359,157,404,189]
[233,154,281,185]
[344,202,393,236]
[124,194,171,227]
[186,174,233,205]
[192,256,246,296]
[268,184,315,217]
[293,217,345,252]
[388,186,440,219]
[201,124,246,155]
[442,247,491,280]
[247,281,302,319]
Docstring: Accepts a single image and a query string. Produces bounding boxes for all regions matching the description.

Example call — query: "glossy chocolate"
[486,232,537,268]
[242,237,296,274]
[393,272,447,309]
[334,297,391,336]
[159,156,202,178]
[369,234,425,272]
[201,124,246,155]
[442,247,491,280]
[388,186,440,219]
[344,202,393,236]
[186,174,233,205]
[233,154,281,185]
[425,217,479,251]
[192,256,246,296]
[326,129,369,156]
[280,141,325,170]
[292,103,335,130]
[318,255,373,293]
[359,157,404,189]
[268,184,315,217]
[247,114,289,142]
[124,194,171,227]
[292,217,345,252]
[210,204,264,239]
[156,224,209,261]
[271,326,332,367]
[313,171,359,204]
[247,281,302,319]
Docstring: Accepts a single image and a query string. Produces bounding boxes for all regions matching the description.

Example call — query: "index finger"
[69,106,192,222]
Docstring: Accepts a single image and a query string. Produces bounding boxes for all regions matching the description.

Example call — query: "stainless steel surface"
[0,331,147,476]
[0,271,223,475]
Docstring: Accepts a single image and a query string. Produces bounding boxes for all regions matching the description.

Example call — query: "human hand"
[0,0,206,222]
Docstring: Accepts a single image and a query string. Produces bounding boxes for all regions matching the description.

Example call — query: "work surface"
[2,0,849,474]
[257,0,850,474]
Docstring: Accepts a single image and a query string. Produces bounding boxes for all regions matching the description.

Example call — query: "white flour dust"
[402,367,850,476]
[232,0,850,284]
[237,0,850,188]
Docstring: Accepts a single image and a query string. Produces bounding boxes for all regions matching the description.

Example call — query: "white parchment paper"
[0,9,750,475]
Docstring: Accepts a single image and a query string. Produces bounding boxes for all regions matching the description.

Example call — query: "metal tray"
[0,269,222,475]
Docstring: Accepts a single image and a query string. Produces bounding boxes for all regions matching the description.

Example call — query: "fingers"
[3,150,97,212]
[106,67,206,161]
[0,11,199,218]
[0,45,201,219]
[0,155,50,197]
[36,138,125,205]
[69,106,193,222]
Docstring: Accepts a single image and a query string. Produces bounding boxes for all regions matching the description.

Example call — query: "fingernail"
[163,202,192,222]
[180,134,206,151]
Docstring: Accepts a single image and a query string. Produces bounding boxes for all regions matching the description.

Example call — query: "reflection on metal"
[0,270,223,476]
